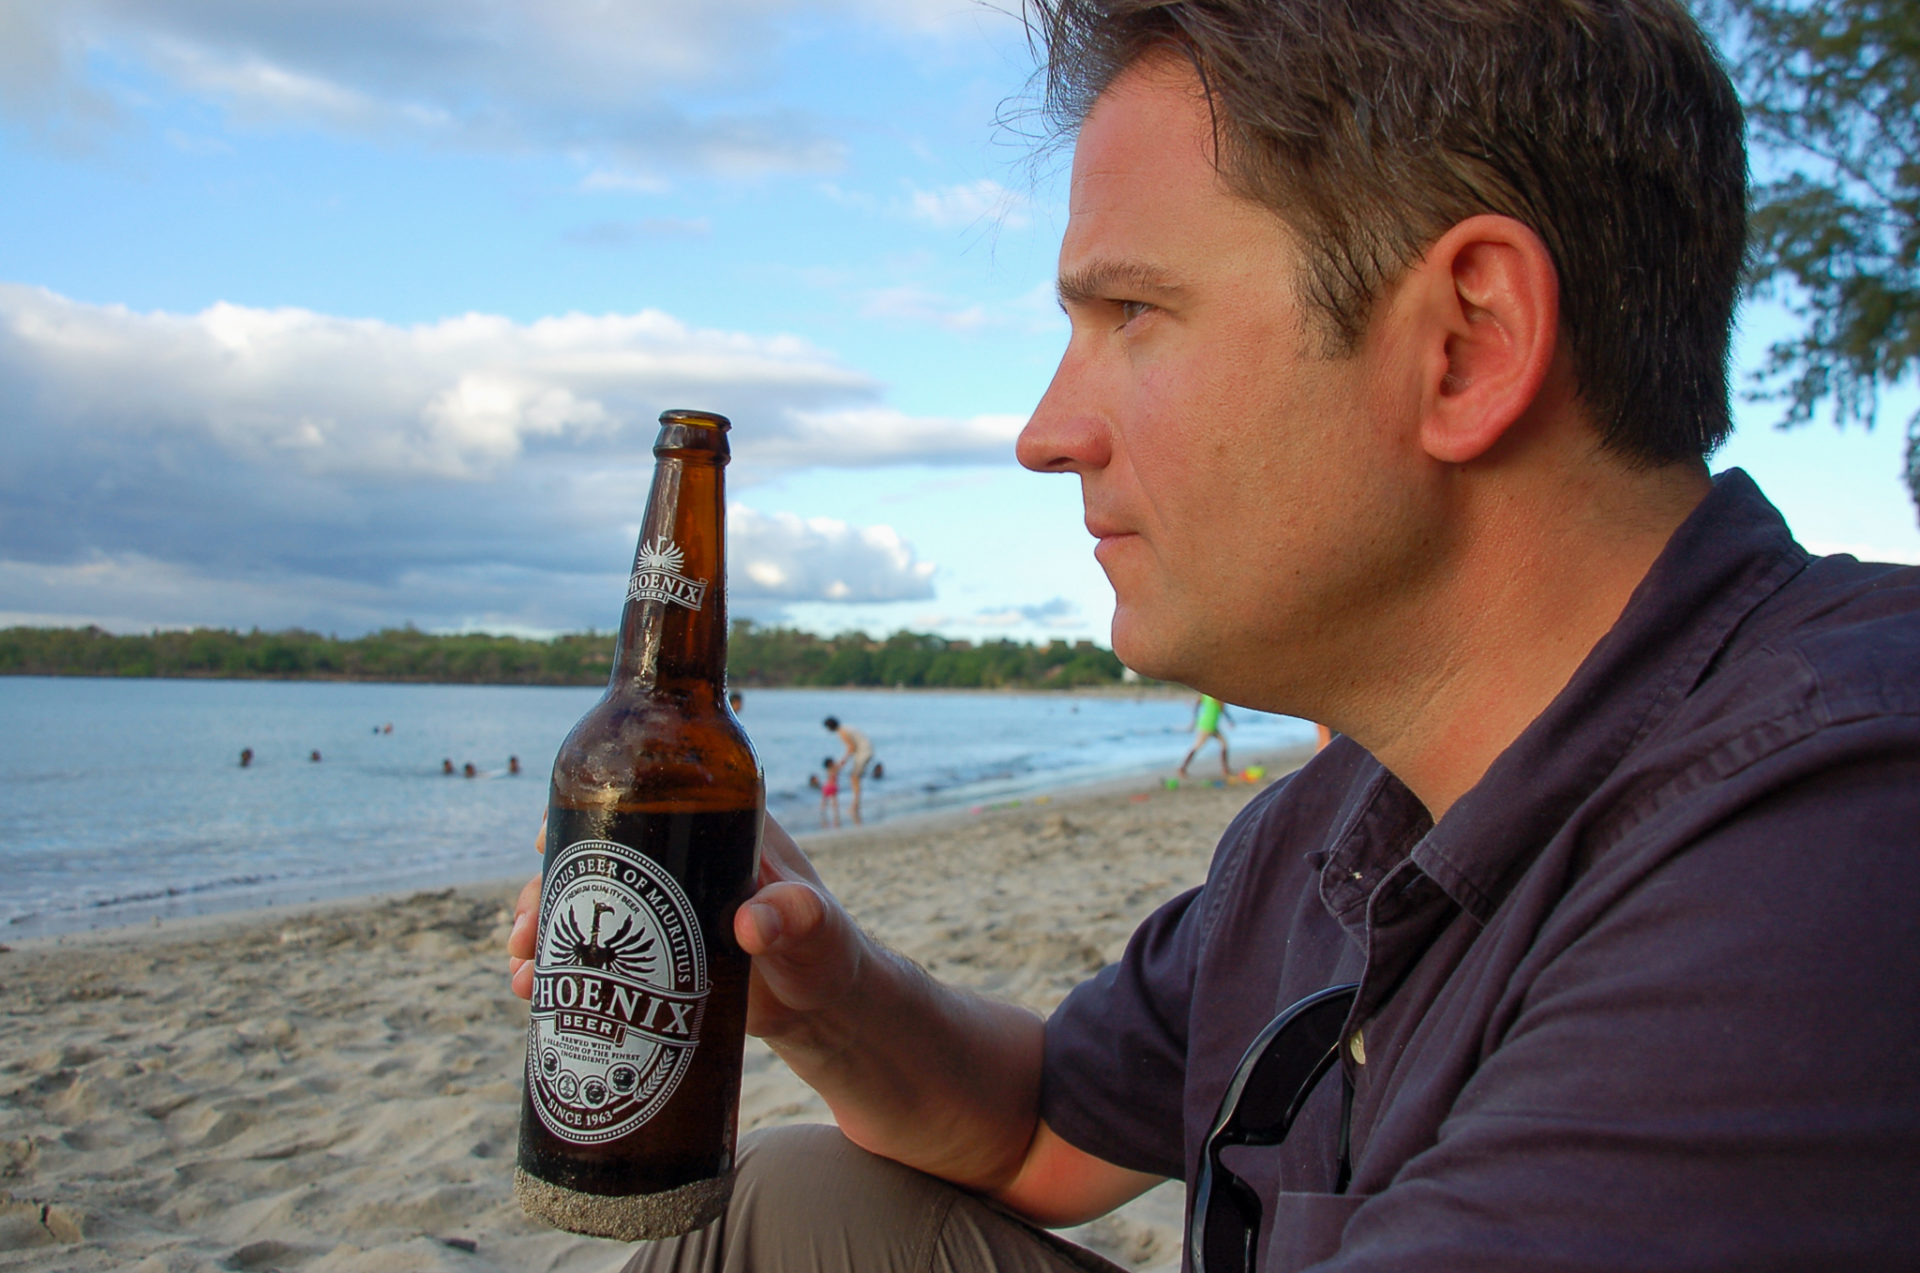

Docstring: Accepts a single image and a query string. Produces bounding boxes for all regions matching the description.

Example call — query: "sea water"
[0,677,1312,938]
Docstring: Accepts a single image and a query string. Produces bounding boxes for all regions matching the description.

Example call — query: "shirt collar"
[1322,469,1810,930]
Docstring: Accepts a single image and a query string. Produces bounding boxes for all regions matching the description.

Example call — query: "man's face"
[1017,57,1434,709]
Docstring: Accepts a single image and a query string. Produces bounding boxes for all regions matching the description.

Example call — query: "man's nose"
[1016,351,1112,475]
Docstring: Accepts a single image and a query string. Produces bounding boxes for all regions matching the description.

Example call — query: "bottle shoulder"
[552,688,761,811]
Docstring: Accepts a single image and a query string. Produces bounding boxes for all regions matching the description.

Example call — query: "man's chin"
[1109,614,1188,686]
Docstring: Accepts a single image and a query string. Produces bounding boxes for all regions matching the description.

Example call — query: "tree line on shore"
[0,623,1133,690]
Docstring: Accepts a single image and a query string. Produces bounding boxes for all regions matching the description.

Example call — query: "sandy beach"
[1,750,1308,1272]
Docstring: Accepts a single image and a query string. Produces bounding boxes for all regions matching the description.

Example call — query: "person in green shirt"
[1178,693,1232,779]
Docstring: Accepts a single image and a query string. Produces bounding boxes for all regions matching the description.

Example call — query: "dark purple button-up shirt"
[1042,471,1920,1271]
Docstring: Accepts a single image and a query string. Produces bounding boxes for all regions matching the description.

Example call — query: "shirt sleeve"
[1320,733,1920,1271]
[1040,881,1205,1180]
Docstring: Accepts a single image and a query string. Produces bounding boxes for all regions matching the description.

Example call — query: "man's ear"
[1406,215,1561,465]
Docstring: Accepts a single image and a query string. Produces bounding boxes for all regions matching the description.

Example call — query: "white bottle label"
[525,838,709,1143]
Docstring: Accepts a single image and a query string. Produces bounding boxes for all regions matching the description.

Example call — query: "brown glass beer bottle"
[515,409,763,1240]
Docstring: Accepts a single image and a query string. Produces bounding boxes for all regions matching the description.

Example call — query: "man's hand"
[507,811,869,1036]
[505,815,545,1001]
[733,817,870,1040]
[502,808,1152,1225]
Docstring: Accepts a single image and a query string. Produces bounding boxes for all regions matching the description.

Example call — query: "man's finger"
[758,814,824,889]
[508,874,541,960]
[734,879,828,957]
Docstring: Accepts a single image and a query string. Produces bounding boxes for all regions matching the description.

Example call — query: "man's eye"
[1119,300,1153,324]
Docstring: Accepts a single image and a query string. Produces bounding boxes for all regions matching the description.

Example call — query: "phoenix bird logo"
[637,538,685,574]
[552,901,658,977]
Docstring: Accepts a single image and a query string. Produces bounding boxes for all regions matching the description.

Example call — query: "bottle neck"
[609,453,727,694]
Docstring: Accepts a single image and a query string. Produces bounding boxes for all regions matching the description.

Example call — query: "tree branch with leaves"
[1702,0,1920,519]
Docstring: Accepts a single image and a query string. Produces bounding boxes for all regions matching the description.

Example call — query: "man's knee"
[735,1122,943,1219]
[618,1125,1121,1273]
[618,1124,962,1273]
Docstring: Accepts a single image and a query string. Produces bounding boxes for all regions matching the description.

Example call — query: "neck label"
[628,537,708,611]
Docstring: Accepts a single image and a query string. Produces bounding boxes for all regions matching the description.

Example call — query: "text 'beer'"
[515,409,763,1240]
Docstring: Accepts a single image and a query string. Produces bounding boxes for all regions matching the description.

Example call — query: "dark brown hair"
[1026,0,1748,465]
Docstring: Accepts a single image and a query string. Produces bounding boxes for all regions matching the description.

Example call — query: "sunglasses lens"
[1223,992,1351,1138]
[1190,984,1359,1273]
[1198,1164,1264,1273]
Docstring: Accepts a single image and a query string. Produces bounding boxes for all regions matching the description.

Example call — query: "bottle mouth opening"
[658,409,731,432]
[653,409,731,459]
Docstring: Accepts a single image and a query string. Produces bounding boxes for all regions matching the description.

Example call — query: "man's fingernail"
[510,911,530,943]
[748,902,781,944]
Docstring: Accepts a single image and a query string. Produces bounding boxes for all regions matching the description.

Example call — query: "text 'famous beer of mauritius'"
[515,409,764,1240]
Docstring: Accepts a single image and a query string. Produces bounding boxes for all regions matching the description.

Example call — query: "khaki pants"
[618,1124,1128,1273]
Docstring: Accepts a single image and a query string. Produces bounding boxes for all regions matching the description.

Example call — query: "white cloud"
[764,406,1026,468]
[0,1,118,146]
[816,182,880,213]
[0,284,1023,633]
[1800,538,1920,566]
[730,506,936,603]
[908,178,1030,231]
[0,0,1004,175]
[857,279,1066,337]
[838,0,995,35]
[860,286,994,333]
[162,127,233,155]
[564,217,714,247]
[580,168,673,195]
[0,283,878,481]
[971,597,1086,630]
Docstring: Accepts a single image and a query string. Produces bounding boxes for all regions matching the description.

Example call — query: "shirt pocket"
[1261,1190,1370,1271]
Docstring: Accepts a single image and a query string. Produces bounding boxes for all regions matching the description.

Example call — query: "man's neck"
[1347,457,1712,823]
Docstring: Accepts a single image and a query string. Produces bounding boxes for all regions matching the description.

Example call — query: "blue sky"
[2,1,1915,646]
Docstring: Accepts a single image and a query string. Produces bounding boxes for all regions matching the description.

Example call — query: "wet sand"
[0,751,1307,1272]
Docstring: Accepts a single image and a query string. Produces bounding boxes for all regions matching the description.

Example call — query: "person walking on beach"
[822,716,873,823]
[509,3,1920,1268]
[1176,693,1231,779]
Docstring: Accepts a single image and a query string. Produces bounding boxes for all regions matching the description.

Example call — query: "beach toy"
[1164,776,1181,790]
[1129,793,1152,803]
[1244,765,1267,782]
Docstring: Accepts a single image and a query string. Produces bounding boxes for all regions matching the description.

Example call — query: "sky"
[2,0,1916,647]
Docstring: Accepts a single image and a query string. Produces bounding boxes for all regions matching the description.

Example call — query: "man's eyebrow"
[1056,261,1186,309]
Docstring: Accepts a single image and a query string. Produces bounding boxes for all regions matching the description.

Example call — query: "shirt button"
[1348,1030,1367,1066]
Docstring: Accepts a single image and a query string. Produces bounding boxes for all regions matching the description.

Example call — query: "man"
[823,715,874,822]
[508,2,1920,1268]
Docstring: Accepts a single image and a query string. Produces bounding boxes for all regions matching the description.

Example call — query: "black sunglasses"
[1187,982,1361,1273]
